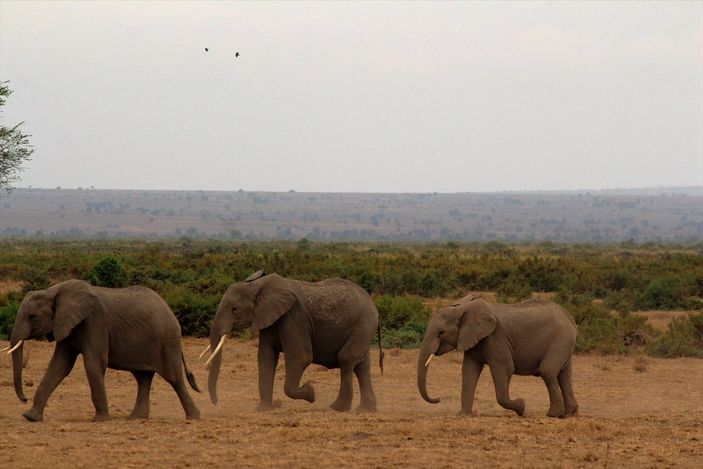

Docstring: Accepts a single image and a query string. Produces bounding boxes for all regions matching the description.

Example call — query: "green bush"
[556,291,655,354]
[162,288,219,337]
[0,300,19,340]
[20,266,51,294]
[690,313,703,347]
[604,289,635,314]
[646,316,703,358]
[382,323,427,349]
[375,295,431,348]
[635,275,695,310]
[496,276,532,303]
[87,256,128,288]
[575,316,623,354]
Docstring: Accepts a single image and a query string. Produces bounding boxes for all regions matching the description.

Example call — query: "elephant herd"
[3,271,579,422]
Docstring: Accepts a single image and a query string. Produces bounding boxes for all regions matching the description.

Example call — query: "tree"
[0,82,33,191]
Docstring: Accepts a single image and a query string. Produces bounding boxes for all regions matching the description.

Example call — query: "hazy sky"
[1,1,701,192]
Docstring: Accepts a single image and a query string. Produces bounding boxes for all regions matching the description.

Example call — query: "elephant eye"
[438,330,445,336]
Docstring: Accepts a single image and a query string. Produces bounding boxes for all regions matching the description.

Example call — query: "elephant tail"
[182,351,202,393]
[377,319,385,376]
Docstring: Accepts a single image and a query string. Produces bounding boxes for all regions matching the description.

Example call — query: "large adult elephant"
[418,296,578,418]
[203,271,383,412]
[6,279,201,422]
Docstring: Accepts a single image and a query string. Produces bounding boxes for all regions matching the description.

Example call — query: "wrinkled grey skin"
[209,273,381,412]
[9,279,200,422]
[418,296,578,418]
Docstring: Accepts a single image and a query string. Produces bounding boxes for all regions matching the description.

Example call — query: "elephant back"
[291,278,374,324]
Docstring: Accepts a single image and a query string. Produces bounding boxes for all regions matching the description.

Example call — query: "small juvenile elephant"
[7,279,201,422]
[418,296,578,418]
[203,271,383,412]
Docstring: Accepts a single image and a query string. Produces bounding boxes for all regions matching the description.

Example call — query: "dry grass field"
[0,339,701,468]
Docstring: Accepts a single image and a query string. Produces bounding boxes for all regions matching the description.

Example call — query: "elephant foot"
[301,382,315,403]
[330,399,352,412]
[128,410,149,420]
[22,408,44,422]
[458,409,478,417]
[256,400,282,412]
[354,402,377,413]
[185,409,201,420]
[91,413,111,422]
[514,398,525,417]
[546,408,566,418]
[565,404,579,417]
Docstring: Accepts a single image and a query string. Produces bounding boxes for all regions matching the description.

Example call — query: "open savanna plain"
[0,339,701,468]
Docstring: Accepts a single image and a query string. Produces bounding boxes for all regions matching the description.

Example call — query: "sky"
[1,1,701,193]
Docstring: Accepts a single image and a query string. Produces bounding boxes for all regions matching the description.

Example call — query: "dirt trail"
[0,339,701,467]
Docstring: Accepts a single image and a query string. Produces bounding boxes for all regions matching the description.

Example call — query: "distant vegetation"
[2,188,703,242]
[0,240,701,357]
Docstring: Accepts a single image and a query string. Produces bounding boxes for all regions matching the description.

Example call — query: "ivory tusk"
[425,353,435,367]
[7,340,23,354]
[198,344,211,360]
[205,335,227,368]
[0,344,11,352]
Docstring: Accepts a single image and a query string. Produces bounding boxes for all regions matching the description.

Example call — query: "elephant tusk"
[198,344,211,360]
[7,340,23,354]
[205,335,227,369]
[425,353,435,367]
[0,344,11,352]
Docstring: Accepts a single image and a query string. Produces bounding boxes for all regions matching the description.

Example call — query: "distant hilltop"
[1,187,702,242]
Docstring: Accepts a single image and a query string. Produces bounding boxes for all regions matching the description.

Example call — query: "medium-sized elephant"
[418,295,578,418]
[7,279,201,422]
[203,271,383,412]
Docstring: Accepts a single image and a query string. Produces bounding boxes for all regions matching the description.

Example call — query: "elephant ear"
[53,282,98,342]
[456,300,497,352]
[251,274,296,331]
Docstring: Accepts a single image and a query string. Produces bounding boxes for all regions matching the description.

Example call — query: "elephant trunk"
[207,340,223,405]
[207,316,234,405]
[417,335,440,404]
[10,328,28,403]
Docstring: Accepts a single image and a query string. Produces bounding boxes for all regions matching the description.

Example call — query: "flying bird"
[205,48,209,52]
[235,52,240,58]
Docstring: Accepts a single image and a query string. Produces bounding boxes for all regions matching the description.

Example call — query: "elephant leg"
[489,364,524,416]
[460,353,484,415]
[129,371,155,419]
[160,367,200,420]
[257,343,280,411]
[83,353,110,422]
[282,354,314,403]
[541,374,565,418]
[353,354,377,413]
[23,343,77,422]
[539,354,568,417]
[330,363,355,412]
[331,340,366,412]
[557,359,579,417]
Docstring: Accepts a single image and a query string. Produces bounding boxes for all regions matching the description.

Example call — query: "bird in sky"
[205,47,209,52]
[235,52,240,58]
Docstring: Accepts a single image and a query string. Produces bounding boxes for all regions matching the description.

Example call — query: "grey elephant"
[418,296,578,418]
[203,271,383,412]
[7,279,201,422]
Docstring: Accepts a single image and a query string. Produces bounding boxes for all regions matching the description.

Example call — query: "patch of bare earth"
[0,339,701,467]
[631,310,699,332]
[0,280,23,295]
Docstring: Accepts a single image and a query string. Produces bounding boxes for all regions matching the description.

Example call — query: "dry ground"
[0,339,701,468]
